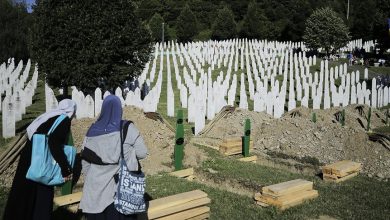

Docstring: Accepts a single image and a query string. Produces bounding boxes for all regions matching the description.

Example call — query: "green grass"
[145,144,390,220]
[4,54,390,219]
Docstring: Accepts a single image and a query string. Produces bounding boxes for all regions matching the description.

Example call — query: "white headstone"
[2,96,15,138]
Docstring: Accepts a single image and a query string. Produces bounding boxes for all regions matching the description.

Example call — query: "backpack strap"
[47,114,67,135]
[120,120,133,159]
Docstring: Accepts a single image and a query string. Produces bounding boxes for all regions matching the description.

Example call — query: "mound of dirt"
[200,105,390,179]
[72,106,206,175]
[0,107,206,188]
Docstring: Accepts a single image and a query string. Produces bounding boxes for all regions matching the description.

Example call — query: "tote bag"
[26,114,76,186]
[114,120,146,215]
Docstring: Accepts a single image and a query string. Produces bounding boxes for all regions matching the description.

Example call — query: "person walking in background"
[3,99,77,220]
[80,95,147,220]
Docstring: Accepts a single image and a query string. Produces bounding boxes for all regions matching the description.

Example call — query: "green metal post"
[312,112,317,123]
[174,109,185,170]
[61,132,73,195]
[242,119,251,157]
[341,109,345,126]
[386,109,389,126]
[367,107,372,131]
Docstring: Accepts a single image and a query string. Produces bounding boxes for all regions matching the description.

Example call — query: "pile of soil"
[200,105,390,180]
[72,106,206,175]
[0,107,206,188]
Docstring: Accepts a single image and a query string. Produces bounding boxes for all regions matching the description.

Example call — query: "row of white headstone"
[45,38,382,136]
[340,39,375,53]
[0,59,32,99]
[46,76,161,120]
[2,63,39,138]
[142,39,384,133]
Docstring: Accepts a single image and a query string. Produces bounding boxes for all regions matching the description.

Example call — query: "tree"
[30,0,152,94]
[136,0,162,22]
[176,4,198,42]
[303,7,350,55]
[0,0,31,63]
[239,0,271,39]
[149,13,165,42]
[211,6,237,40]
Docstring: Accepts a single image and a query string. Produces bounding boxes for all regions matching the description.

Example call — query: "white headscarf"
[26,99,77,140]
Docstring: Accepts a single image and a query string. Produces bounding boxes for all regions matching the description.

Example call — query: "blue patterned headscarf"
[86,95,122,137]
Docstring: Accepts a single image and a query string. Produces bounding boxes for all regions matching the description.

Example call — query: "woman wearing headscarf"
[3,99,77,220]
[80,95,147,220]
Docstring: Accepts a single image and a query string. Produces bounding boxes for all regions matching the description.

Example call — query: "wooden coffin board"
[279,190,318,210]
[323,172,358,183]
[262,179,313,196]
[53,192,82,207]
[149,197,210,219]
[238,155,257,162]
[220,140,254,149]
[169,168,194,178]
[155,206,210,220]
[220,144,254,156]
[222,137,242,143]
[187,212,210,220]
[322,160,361,177]
[254,190,318,210]
[148,190,208,214]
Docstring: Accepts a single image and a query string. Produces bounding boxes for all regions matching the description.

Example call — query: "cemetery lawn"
[145,146,390,220]
[310,58,390,79]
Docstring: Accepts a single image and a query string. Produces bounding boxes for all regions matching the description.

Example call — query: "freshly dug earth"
[72,106,206,175]
[0,107,206,188]
[199,105,390,180]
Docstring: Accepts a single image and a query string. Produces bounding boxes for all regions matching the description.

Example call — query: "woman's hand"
[63,173,73,182]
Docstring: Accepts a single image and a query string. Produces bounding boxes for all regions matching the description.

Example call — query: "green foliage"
[30,0,152,93]
[367,107,372,131]
[211,6,237,40]
[240,0,272,39]
[136,0,162,21]
[0,0,32,62]
[303,7,350,54]
[312,112,317,123]
[148,13,165,42]
[193,29,212,42]
[176,4,198,42]
[341,109,345,126]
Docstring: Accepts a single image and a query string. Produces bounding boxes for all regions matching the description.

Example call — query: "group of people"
[3,95,148,220]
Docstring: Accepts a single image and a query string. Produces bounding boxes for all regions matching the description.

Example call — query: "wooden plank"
[155,206,210,220]
[222,137,242,143]
[220,140,254,149]
[255,190,318,210]
[187,212,210,220]
[169,168,194,178]
[322,160,361,177]
[220,144,254,156]
[149,197,210,219]
[263,190,318,205]
[53,192,82,207]
[323,172,358,183]
[279,190,318,210]
[255,201,270,207]
[262,179,313,196]
[238,155,257,162]
[332,162,361,177]
[148,190,207,213]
